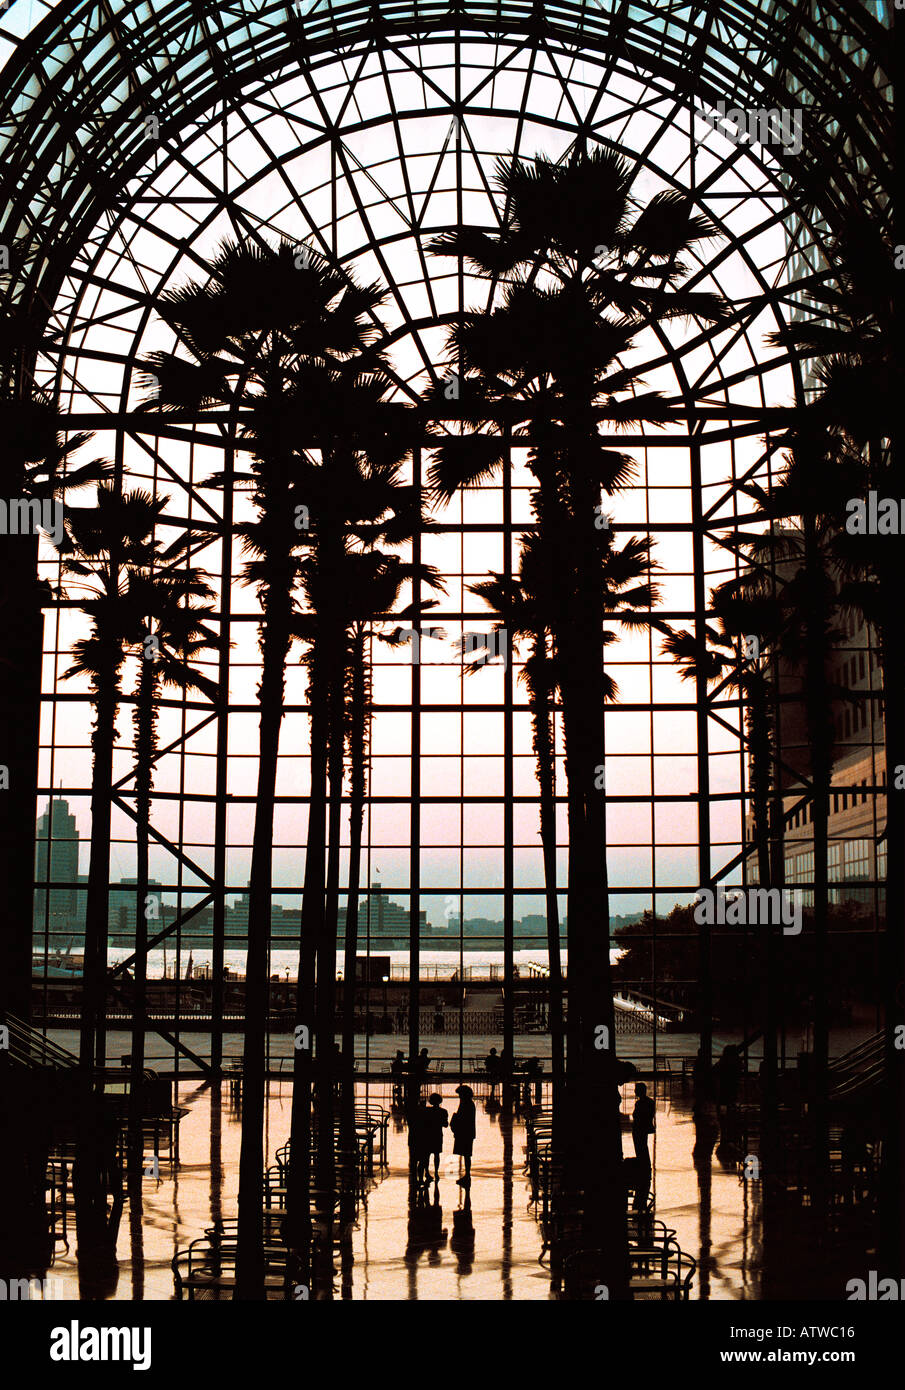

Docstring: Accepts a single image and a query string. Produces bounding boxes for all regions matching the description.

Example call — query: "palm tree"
[59,485,170,1072]
[464,511,661,1235]
[126,565,218,1155]
[141,235,390,1299]
[334,557,444,1214]
[464,532,565,1101]
[428,143,726,1288]
[661,584,784,1120]
[720,453,852,1206]
[290,439,426,1279]
[0,389,109,1022]
[769,228,904,1268]
[662,586,783,902]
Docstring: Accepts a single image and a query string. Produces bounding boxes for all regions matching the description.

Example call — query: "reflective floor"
[43,1080,762,1300]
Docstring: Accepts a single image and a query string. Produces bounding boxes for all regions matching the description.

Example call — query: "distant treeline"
[613,903,884,1026]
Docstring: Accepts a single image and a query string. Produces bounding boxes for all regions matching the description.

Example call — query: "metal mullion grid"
[17,10,873,1084]
[458,485,465,1076]
[455,15,466,1080]
[38,539,68,1033]
[644,438,657,1087]
[689,434,713,1067]
[502,431,514,1069]
[408,444,422,1072]
[363,628,373,1084]
[171,431,191,1082]
[866,621,882,1034]
[210,433,233,1075]
[725,418,751,1067]
[762,425,786,1072]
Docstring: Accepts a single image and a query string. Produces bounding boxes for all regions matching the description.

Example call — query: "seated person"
[484,1047,500,1095]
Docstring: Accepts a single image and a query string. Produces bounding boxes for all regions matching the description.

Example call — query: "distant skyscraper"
[33,797,80,928]
[108,879,164,935]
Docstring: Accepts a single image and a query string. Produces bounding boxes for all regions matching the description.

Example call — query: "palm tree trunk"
[749,676,779,1152]
[556,498,627,1297]
[236,608,290,1301]
[530,639,564,1111]
[128,658,155,1164]
[81,677,118,1072]
[340,635,366,1214]
[74,673,118,1236]
[287,650,328,1289]
[315,661,344,1254]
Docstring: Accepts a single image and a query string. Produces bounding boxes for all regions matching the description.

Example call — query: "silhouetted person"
[522,1056,542,1105]
[716,1044,741,1114]
[451,1085,476,1186]
[631,1083,655,1210]
[484,1047,500,1097]
[391,1049,406,1104]
[412,1098,432,1185]
[424,1093,449,1181]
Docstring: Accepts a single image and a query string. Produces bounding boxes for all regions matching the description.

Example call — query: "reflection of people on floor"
[630,1082,655,1210]
[405,1184,448,1265]
[450,1190,474,1274]
[451,1085,476,1187]
[424,1093,449,1183]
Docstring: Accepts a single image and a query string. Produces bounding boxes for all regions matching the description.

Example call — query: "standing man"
[631,1082,656,1210]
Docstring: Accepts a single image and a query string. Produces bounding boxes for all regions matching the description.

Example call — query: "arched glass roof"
[0,0,892,325]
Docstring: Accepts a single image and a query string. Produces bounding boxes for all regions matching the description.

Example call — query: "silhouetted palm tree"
[721,455,852,1203]
[291,444,427,1275]
[662,585,784,1118]
[141,235,390,1298]
[60,485,169,1072]
[126,565,218,1152]
[466,517,661,1172]
[0,390,109,1020]
[428,143,723,1288]
[464,533,564,1097]
[331,556,443,1211]
[662,587,783,892]
[770,226,904,1268]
